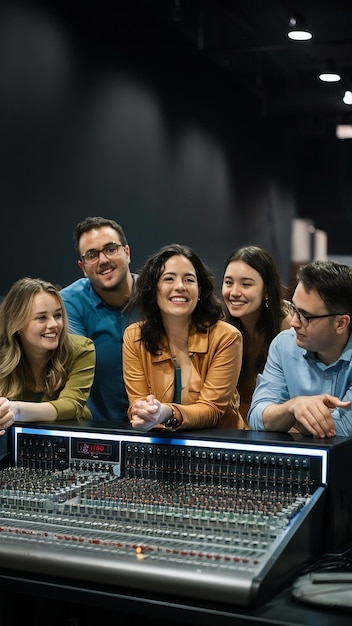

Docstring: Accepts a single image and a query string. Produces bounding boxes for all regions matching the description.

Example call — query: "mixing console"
[0,423,351,608]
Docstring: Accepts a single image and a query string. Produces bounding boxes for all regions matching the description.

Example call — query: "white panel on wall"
[291,219,327,263]
[291,218,315,263]
[314,229,328,261]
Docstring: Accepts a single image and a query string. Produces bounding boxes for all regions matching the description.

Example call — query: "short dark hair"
[297,260,352,318]
[128,243,224,354]
[73,217,128,256]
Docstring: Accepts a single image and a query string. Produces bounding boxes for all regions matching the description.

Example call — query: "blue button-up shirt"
[248,328,352,436]
[61,276,139,423]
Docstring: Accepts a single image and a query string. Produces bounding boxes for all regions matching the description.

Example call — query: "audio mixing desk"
[0,422,351,622]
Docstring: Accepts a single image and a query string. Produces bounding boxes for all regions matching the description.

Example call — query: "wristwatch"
[163,408,179,429]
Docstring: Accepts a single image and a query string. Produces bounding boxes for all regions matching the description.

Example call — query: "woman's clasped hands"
[130,394,172,431]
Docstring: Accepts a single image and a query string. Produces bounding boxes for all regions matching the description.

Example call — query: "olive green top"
[20,334,95,421]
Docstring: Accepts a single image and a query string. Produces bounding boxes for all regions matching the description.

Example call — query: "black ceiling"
[24,0,352,137]
[144,0,352,136]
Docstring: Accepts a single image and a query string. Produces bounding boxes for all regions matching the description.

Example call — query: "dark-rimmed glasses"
[288,301,344,327]
[80,243,124,265]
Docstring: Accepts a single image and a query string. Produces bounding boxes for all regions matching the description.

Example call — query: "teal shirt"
[60,276,139,423]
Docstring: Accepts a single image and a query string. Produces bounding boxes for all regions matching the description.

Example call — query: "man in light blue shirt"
[61,217,139,424]
[248,260,352,437]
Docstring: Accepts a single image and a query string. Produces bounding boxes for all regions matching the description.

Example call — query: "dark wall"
[295,136,352,256]
[0,0,295,295]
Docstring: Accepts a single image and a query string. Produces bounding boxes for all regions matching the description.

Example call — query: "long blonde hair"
[0,277,73,398]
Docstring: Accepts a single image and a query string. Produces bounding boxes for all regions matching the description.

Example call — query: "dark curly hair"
[127,244,225,354]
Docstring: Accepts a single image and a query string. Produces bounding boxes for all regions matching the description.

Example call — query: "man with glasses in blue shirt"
[61,216,139,424]
[248,260,352,437]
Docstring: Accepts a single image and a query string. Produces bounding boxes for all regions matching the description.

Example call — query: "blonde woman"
[0,277,95,424]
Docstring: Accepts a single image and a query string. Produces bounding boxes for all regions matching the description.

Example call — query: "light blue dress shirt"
[248,328,352,436]
[61,275,139,423]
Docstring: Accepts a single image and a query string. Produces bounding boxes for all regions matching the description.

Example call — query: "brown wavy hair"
[127,243,225,355]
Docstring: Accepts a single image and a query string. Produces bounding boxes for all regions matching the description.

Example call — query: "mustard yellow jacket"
[123,320,246,430]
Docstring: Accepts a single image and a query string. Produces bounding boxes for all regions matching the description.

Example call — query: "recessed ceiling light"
[288,30,312,41]
[319,59,341,82]
[319,72,341,82]
[287,15,312,41]
[343,90,352,105]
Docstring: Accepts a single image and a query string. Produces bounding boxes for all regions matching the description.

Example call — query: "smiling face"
[222,260,266,321]
[77,225,131,296]
[18,292,64,359]
[156,255,200,321]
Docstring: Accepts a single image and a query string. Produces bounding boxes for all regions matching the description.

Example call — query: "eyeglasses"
[287,301,344,327]
[80,243,124,265]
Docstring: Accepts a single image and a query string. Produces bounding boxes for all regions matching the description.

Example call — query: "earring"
[265,298,269,308]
